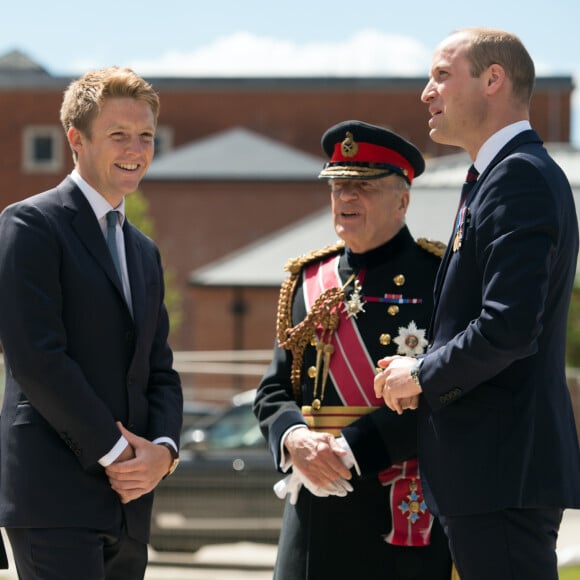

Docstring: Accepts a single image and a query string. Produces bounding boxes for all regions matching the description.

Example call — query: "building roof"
[145,126,324,181]
[419,143,580,188]
[190,208,338,287]
[0,49,62,88]
[0,49,573,93]
[190,143,580,288]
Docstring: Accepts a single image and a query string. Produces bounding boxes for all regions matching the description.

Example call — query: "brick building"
[0,50,575,355]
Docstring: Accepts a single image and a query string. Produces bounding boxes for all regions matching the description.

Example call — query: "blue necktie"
[106,211,122,279]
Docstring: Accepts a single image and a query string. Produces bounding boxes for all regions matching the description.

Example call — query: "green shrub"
[567,283,580,367]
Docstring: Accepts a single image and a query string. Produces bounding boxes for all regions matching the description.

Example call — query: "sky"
[2,0,579,145]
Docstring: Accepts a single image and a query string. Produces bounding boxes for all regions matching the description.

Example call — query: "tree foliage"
[567,281,580,368]
[125,191,183,338]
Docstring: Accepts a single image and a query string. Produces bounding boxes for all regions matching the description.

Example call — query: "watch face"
[410,360,422,385]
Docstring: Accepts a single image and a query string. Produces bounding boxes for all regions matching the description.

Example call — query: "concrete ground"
[0,509,579,578]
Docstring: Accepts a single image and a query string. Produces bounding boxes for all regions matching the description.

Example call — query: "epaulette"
[283,241,345,276]
[417,237,447,258]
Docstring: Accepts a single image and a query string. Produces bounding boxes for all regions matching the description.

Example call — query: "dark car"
[150,389,283,553]
[181,400,220,432]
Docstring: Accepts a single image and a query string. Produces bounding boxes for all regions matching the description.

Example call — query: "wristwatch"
[158,442,180,478]
[409,359,423,389]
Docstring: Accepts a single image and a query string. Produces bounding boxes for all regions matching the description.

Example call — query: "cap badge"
[341,131,359,158]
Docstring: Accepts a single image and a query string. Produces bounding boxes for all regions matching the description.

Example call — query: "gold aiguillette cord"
[311,272,356,410]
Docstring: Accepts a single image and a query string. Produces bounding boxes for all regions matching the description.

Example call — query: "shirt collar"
[70,169,126,224]
[474,120,532,175]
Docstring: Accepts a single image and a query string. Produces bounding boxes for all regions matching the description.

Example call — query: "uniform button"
[393,274,405,286]
[379,333,391,345]
[387,305,399,316]
[307,366,317,378]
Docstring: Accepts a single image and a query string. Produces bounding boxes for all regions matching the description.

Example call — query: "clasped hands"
[373,355,422,415]
[105,422,174,504]
[274,428,355,504]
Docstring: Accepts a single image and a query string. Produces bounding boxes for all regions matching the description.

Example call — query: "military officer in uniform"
[254,120,453,580]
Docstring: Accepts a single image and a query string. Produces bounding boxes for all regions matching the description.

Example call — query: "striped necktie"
[460,164,479,205]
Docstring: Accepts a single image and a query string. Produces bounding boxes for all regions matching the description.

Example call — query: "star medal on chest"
[344,278,365,319]
[393,321,428,356]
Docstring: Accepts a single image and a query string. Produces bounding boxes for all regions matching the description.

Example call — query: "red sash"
[303,256,434,547]
[303,255,374,405]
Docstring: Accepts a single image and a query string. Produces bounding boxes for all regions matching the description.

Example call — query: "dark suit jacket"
[418,130,580,516]
[0,177,182,544]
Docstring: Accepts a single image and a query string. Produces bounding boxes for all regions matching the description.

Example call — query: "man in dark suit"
[0,67,183,579]
[374,27,580,580]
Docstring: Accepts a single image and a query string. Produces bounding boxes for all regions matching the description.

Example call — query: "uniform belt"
[301,405,378,436]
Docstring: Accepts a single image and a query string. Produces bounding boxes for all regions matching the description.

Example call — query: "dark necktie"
[451,165,479,252]
[460,164,479,206]
[106,210,122,279]
[453,164,479,221]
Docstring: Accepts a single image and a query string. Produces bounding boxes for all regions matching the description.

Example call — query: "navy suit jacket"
[418,130,580,516]
[0,178,182,543]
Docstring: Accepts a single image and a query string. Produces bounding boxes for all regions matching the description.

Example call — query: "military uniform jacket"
[254,226,452,580]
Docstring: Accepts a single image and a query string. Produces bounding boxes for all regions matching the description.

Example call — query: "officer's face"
[330,175,409,253]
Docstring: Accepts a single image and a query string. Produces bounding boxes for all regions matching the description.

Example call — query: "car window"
[203,404,264,450]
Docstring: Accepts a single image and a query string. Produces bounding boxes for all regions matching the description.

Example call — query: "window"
[22,126,64,173]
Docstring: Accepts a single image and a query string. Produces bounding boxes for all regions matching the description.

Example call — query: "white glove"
[274,472,302,505]
[335,436,359,474]
[273,464,353,505]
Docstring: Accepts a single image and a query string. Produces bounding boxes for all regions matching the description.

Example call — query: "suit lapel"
[429,130,543,334]
[58,178,131,311]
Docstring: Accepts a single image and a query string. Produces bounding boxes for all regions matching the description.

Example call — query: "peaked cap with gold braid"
[319,120,425,184]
